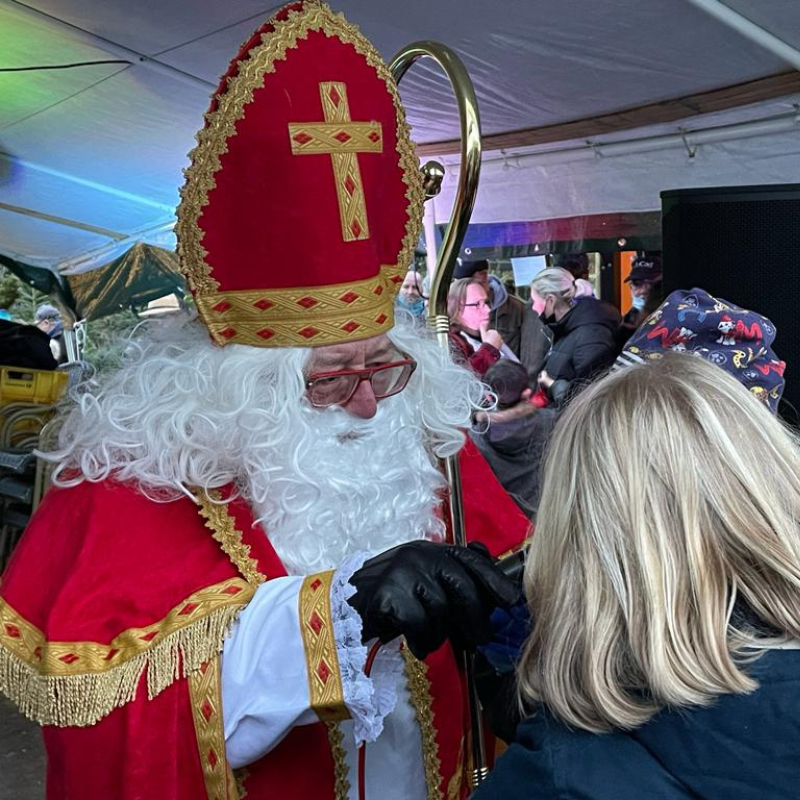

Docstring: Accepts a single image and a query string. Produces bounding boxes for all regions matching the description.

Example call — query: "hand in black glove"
[348,540,518,661]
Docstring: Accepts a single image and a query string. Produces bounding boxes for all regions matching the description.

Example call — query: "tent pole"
[423,201,439,281]
[685,0,800,71]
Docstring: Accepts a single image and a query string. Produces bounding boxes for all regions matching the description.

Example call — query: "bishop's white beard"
[244,395,448,575]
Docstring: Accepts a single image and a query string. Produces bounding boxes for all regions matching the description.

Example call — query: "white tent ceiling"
[1,0,799,271]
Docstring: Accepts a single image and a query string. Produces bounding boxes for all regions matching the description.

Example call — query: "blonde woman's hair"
[518,353,800,732]
[529,267,576,304]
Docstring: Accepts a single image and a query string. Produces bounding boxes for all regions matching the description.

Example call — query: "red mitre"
[176,1,424,348]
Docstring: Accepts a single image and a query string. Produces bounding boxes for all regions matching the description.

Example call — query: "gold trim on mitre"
[176,1,424,348]
[194,273,397,347]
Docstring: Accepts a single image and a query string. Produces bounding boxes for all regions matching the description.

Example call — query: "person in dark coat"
[518,302,550,381]
[530,267,620,405]
[617,254,664,346]
[475,348,800,800]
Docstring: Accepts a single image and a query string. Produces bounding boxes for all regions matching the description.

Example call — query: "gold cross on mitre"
[288,82,383,242]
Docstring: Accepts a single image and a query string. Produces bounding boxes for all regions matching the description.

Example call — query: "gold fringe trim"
[0,603,247,727]
[196,489,266,586]
[325,721,351,800]
[402,648,444,800]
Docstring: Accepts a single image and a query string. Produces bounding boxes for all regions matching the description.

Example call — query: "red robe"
[0,441,529,799]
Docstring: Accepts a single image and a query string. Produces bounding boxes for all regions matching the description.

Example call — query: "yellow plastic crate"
[0,367,68,406]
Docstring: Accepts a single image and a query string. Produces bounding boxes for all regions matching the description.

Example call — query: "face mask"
[631,296,646,311]
[397,295,426,317]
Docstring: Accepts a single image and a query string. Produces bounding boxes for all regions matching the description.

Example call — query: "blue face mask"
[631,295,646,311]
[397,295,426,317]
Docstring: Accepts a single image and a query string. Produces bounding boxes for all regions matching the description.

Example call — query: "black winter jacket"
[474,649,800,800]
[543,298,620,404]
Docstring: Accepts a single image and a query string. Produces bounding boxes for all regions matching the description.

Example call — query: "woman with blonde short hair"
[476,353,800,799]
[529,267,619,405]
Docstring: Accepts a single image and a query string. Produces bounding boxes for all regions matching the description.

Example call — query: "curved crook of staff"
[390,42,487,791]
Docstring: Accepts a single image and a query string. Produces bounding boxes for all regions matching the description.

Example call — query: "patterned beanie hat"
[615,287,786,414]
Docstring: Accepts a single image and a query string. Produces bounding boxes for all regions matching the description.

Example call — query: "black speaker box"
[661,184,800,419]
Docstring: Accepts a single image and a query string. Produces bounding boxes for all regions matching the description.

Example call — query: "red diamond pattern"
[368,130,381,143]
[140,631,158,643]
[207,749,218,770]
[211,300,231,313]
[223,585,243,595]
[59,653,80,665]
[297,296,318,308]
[373,285,384,296]
[4,624,20,639]
[344,175,356,195]
[299,326,319,339]
[309,611,324,635]
[253,298,274,310]
[350,220,362,238]
[375,313,388,325]
[179,602,198,616]
[339,291,358,304]
[201,701,214,723]
[341,321,360,333]
[317,660,331,684]
[334,131,351,144]
[257,328,275,340]
[219,327,237,340]
[329,86,341,105]
[104,649,119,661]
[310,578,322,591]
[293,132,312,145]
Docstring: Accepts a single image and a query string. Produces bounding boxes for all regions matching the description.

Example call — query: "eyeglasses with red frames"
[305,357,418,408]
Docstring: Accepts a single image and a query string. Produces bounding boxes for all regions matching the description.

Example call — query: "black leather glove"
[348,540,518,661]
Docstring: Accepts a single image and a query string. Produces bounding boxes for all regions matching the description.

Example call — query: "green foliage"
[10,281,49,323]
[0,269,20,311]
[81,310,141,374]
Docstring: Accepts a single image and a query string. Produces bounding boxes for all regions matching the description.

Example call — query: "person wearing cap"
[0,5,528,799]
[618,255,664,345]
[34,302,66,363]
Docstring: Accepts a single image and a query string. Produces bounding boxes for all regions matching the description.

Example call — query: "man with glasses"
[0,4,528,798]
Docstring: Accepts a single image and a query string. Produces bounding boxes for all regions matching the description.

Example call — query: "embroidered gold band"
[0,578,253,726]
[193,271,399,348]
[196,490,266,585]
[402,647,445,800]
[289,121,383,155]
[299,571,349,722]
[289,81,382,243]
[189,656,240,800]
